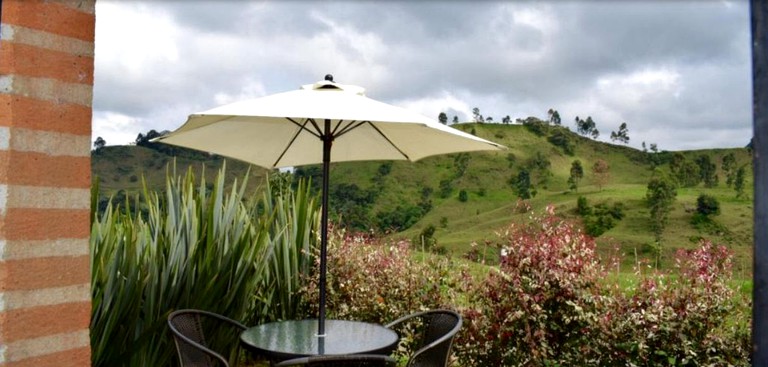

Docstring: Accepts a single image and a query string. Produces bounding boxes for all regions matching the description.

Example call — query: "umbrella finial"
[324,74,334,82]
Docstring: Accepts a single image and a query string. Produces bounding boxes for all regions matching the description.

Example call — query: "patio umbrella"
[156,75,504,336]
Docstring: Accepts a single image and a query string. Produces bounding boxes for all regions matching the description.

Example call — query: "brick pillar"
[0,1,95,366]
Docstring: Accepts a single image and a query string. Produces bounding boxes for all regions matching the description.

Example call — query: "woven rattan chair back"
[168,309,247,367]
[385,310,462,367]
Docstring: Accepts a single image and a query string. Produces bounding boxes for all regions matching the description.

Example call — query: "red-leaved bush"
[455,205,608,365]
[596,241,751,366]
[298,209,750,366]
[454,206,750,366]
[299,226,457,325]
[298,227,462,364]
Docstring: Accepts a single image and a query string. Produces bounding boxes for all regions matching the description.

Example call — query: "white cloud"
[393,91,473,123]
[95,2,180,78]
[214,80,267,105]
[91,1,752,151]
[92,111,144,146]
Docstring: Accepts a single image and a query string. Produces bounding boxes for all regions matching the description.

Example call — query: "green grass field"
[93,122,755,279]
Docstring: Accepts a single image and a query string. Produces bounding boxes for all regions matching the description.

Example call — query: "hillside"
[91,145,271,206]
[92,123,754,276]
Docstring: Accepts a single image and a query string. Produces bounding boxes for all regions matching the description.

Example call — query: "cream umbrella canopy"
[157,75,504,336]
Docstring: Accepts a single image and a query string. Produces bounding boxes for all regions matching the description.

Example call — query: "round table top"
[240,319,399,360]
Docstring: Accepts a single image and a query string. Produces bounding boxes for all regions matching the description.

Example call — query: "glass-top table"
[240,319,399,362]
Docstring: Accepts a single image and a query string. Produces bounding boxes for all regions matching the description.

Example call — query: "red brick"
[0,95,92,135]
[0,151,91,188]
[5,347,91,367]
[0,208,90,241]
[0,41,94,85]
[0,255,89,291]
[0,302,90,342]
[1,0,95,41]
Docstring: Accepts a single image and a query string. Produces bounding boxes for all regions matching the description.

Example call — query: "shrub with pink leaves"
[297,209,750,366]
[299,227,457,325]
[455,206,608,365]
[454,206,750,366]
[598,241,751,366]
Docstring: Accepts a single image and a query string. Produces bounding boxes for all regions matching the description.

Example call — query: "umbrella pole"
[318,119,332,337]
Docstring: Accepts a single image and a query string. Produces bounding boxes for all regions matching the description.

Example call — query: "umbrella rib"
[287,117,322,139]
[366,121,411,160]
[330,120,347,136]
[333,120,366,138]
[307,118,325,137]
[273,118,316,167]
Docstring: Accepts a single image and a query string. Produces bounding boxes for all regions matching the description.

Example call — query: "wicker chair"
[275,354,397,367]
[385,310,462,367]
[168,309,247,367]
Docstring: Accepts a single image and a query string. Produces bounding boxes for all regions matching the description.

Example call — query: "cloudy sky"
[92,0,752,151]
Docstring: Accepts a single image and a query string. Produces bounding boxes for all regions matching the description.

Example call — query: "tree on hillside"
[646,176,677,243]
[568,160,584,192]
[669,152,685,172]
[678,161,702,187]
[547,128,575,155]
[509,169,535,199]
[647,143,662,169]
[502,115,512,124]
[669,153,699,187]
[453,152,471,178]
[547,108,561,125]
[695,194,721,217]
[486,116,493,123]
[452,115,459,124]
[575,116,599,139]
[472,107,484,123]
[610,122,630,144]
[525,152,552,187]
[458,189,468,202]
[721,152,737,187]
[134,128,210,158]
[331,182,377,230]
[522,117,548,136]
[439,179,454,198]
[93,136,106,153]
[695,154,718,188]
[135,129,163,145]
[438,112,448,125]
[591,159,610,191]
[734,165,747,198]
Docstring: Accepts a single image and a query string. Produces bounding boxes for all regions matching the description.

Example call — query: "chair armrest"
[384,312,418,329]
[168,325,231,366]
[189,309,248,331]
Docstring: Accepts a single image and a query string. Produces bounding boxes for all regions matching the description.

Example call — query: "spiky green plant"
[90,163,319,366]
[251,177,318,323]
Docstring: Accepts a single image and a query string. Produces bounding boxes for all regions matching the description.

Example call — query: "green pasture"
[94,122,755,278]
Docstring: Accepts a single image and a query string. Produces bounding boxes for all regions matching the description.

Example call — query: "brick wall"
[0,1,95,366]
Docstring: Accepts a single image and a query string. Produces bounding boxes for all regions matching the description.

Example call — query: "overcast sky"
[92,0,752,152]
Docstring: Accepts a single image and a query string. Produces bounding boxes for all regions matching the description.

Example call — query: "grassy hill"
[91,145,271,204]
[92,122,754,277]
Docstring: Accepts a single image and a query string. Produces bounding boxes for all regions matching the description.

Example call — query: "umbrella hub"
[302,77,366,96]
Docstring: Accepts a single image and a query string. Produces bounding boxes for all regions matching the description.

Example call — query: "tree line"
[440,107,632,146]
